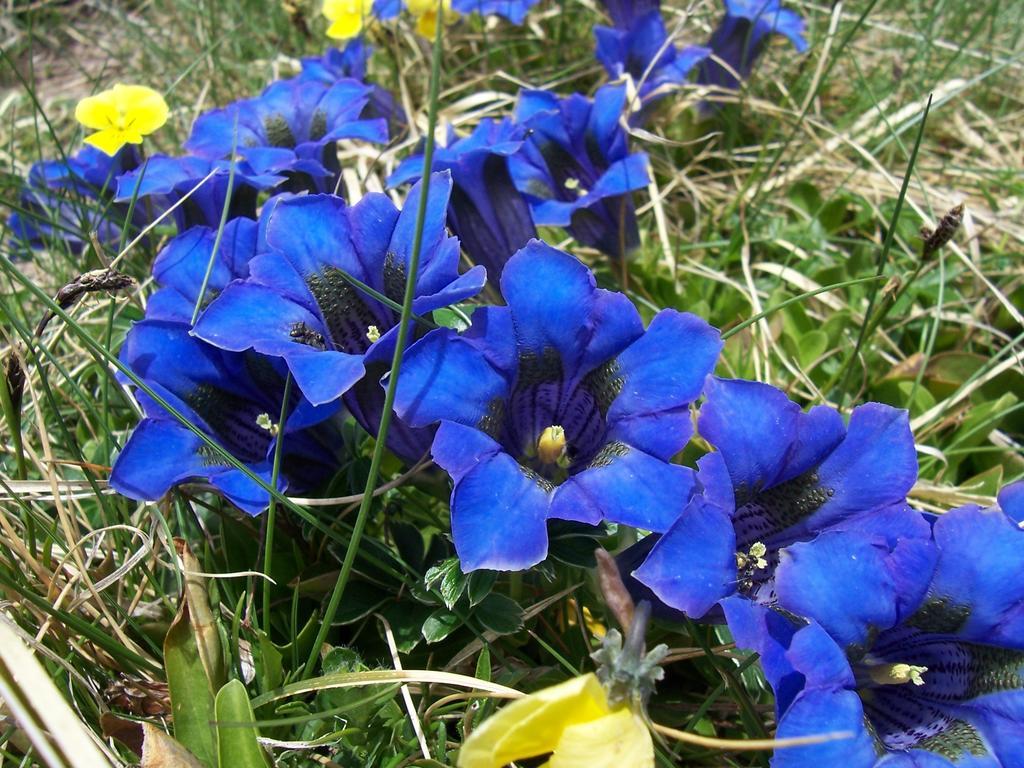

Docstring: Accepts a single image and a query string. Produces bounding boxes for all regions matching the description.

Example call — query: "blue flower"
[298,41,406,135]
[300,39,373,82]
[510,85,650,260]
[111,320,343,514]
[595,12,710,119]
[598,0,661,30]
[184,76,388,193]
[115,154,284,232]
[696,0,808,96]
[191,172,485,462]
[724,488,1024,767]
[8,145,144,254]
[633,377,926,625]
[388,118,536,285]
[450,0,540,24]
[145,217,261,322]
[392,242,722,571]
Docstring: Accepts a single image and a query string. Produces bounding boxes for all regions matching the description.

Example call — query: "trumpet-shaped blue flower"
[392,243,722,571]
[184,76,388,193]
[510,85,650,260]
[725,486,1024,767]
[598,0,660,30]
[8,145,144,254]
[111,320,343,514]
[299,41,405,135]
[697,0,808,96]
[450,0,540,24]
[634,377,927,625]
[115,155,284,232]
[389,119,536,285]
[192,172,485,462]
[595,12,710,117]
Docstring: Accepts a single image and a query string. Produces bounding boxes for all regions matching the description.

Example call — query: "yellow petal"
[457,674,611,768]
[75,92,119,131]
[326,13,364,38]
[83,129,132,156]
[414,11,438,38]
[549,709,654,768]
[112,84,169,134]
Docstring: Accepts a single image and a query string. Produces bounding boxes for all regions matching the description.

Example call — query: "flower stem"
[302,9,447,678]
[263,373,293,637]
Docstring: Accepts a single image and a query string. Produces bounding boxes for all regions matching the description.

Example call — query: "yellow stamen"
[366,325,381,343]
[868,663,928,687]
[537,425,567,465]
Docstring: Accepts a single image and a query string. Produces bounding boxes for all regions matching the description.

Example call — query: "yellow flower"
[323,0,374,39]
[458,673,654,768]
[405,0,458,39]
[75,84,168,156]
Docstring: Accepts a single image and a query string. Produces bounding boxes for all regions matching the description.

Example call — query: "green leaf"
[467,570,496,607]
[474,593,524,635]
[214,680,270,768]
[421,609,461,643]
[255,631,283,694]
[474,647,491,683]
[797,330,829,369]
[424,557,466,610]
[164,602,216,768]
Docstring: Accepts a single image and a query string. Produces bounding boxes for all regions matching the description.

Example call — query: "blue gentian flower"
[724,486,1024,767]
[388,118,536,285]
[8,145,144,253]
[634,377,926,623]
[300,39,373,82]
[184,76,388,193]
[192,172,485,462]
[111,320,343,514]
[451,0,540,24]
[596,17,711,109]
[510,85,650,260]
[145,218,261,322]
[392,243,722,571]
[595,13,710,119]
[115,155,284,232]
[298,40,406,135]
[599,0,661,30]
[697,0,808,95]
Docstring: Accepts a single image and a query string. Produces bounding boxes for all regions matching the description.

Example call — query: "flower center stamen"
[867,663,928,687]
[537,425,568,466]
[366,325,381,343]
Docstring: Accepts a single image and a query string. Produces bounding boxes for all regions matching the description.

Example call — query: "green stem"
[831,94,933,404]
[262,374,293,637]
[302,9,447,678]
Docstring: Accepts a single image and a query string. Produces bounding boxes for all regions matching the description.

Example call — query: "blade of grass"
[302,5,447,678]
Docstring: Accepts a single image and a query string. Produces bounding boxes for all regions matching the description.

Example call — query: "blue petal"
[392,328,510,429]
[774,513,936,650]
[501,241,597,377]
[549,446,697,529]
[807,403,917,530]
[451,452,551,571]
[773,689,877,768]
[927,504,1024,648]
[721,597,806,715]
[111,419,208,502]
[606,310,721,448]
[264,195,365,283]
[632,497,736,617]
[209,466,276,515]
[998,481,1024,525]
[430,421,503,483]
[579,289,644,380]
[698,377,801,493]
